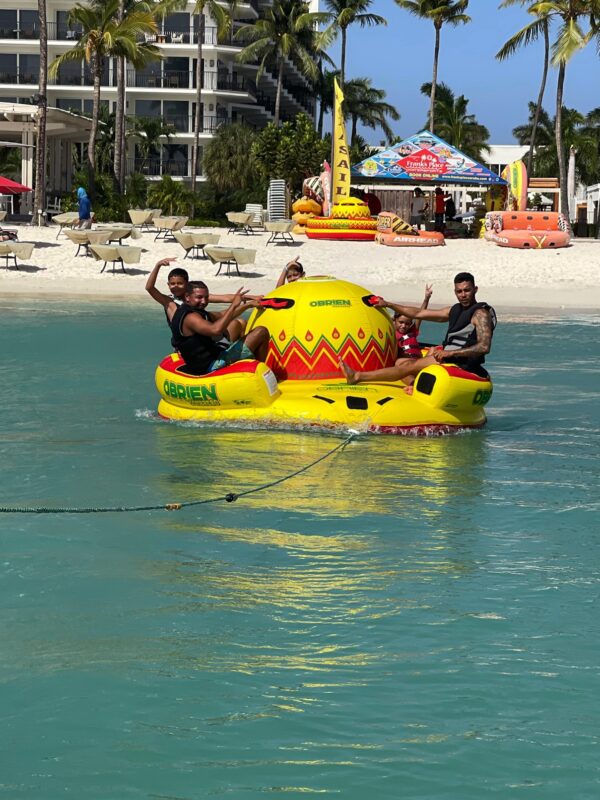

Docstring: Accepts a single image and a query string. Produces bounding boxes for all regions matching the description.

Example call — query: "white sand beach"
[1,224,600,313]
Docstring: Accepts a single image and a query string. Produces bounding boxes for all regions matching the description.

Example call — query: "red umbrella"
[0,176,32,194]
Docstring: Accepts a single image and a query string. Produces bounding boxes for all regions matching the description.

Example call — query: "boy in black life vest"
[393,283,433,362]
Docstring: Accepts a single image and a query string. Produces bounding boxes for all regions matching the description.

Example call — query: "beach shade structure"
[0,175,32,194]
[352,131,508,187]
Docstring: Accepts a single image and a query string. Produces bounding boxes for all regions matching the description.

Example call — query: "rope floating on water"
[0,433,356,515]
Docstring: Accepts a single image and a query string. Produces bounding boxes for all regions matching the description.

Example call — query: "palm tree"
[114,0,162,193]
[314,67,338,137]
[497,1,551,178]
[395,0,470,133]
[514,103,598,183]
[421,81,490,161]
[190,0,232,194]
[513,101,554,164]
[308,0,386,87]
[236,0,318,127]
[49,0,157,196]
[129,115,176,172]
[531,0,600,216]
[33,0,48,225]
[202,122,257,192]
[342,77,400,145]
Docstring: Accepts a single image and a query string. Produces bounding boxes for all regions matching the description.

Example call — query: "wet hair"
[184,280,209,296]
[168,267,189,281]
[287,261,304,272]
[454,272,475,286]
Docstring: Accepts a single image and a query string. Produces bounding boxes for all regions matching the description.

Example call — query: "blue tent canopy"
[352,130,508,186]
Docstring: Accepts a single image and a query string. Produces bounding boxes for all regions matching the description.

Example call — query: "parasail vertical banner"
[330,78,351,209]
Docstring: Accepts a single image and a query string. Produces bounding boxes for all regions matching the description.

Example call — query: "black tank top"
[169,304,226,375]
[443,301,496,373]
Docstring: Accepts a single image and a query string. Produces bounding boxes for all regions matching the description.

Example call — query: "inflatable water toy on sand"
[155,277,492,434]
[485,184,508,213]
[375,211,445,247]
[501,160,528,211]
[484,211,570,249]
[291,197,322,235]
[305,197,378,241]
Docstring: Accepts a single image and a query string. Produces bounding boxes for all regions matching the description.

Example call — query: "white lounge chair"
[0,241,35,269]
[173,230,221,258]
[204,245,256,277]
[89,244,143,274]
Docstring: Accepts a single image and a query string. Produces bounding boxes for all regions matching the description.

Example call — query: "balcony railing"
[0,72,38,85]
[128,158,190,177]
[133,115,230,135]
[126,70,255,97]
[0,21,248,45]
[127,70,191,89]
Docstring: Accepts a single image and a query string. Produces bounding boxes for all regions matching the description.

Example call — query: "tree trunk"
[318,97,324,137]
[567,144,577,224]
[317,58,324,137]
[340,27,346,88]
[33,0,48,225]
[555,61,569,221]
[113,0,125,195]
[527,19,549,178]
[429,23,441,133]
[351,115,357,146]
[114,55,126,194]
[88,56,102,199]
[191,10,204,196]
[274,57,283,126]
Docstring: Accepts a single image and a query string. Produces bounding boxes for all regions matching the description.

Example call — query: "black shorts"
[448,358,489,379]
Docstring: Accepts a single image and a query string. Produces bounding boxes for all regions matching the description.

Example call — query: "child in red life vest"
[394,284,433,358]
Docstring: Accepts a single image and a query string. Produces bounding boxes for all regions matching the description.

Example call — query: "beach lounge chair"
[52,211,80,239]
[204,245,256,277]
[265,220,295,245]
[89,244,143,274]
[128,208,161,230]
[173,231,220,259]
[97,224,141,244]
[245,203,266,232]
[154,216,188,240]
[0,241,35,269]
[226,211,254,235]
[63,229,111,256]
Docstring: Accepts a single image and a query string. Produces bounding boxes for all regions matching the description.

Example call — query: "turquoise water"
[1,301,599,799]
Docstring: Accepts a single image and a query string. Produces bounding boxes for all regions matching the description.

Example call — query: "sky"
[332,0,600,145]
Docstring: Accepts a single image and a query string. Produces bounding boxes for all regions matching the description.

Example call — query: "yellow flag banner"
[331,78,351,205]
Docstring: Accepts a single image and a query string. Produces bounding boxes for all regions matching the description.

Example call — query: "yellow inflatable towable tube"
[156,277,492,434]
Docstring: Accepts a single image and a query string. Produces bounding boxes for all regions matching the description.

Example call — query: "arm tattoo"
[447,309,492,357]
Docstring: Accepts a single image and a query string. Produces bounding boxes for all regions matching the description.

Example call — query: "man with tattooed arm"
[340,272,496,386]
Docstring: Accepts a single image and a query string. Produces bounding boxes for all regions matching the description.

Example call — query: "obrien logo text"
[472,389,492,406]
[163,380,219,405]
[309,299,352,307]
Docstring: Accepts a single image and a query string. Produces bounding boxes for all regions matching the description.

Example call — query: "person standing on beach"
[339,272,496,386]
[434,187,445,232]
[76,187,92,229]
[410,189,428,230]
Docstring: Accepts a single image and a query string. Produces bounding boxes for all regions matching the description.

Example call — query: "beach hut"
[351,130,508,221]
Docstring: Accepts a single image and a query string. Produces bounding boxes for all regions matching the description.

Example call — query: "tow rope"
[0,433,356,515]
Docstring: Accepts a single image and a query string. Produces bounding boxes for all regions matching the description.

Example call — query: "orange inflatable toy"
[375,212,445,247]
[484,211,570,249]
[305,197,377,241]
